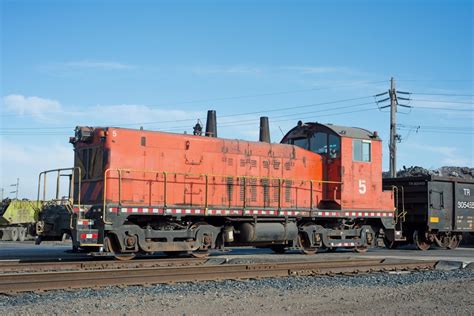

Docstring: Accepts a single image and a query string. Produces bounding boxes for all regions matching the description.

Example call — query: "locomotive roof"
[282,122,380,141]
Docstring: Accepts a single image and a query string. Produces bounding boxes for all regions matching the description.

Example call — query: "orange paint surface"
[76,128,324,210]
[338,137,394,211]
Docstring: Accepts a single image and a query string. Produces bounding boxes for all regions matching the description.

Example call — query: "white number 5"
[358,180,366,194]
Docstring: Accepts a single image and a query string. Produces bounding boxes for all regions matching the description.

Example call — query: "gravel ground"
[1,269,473,315]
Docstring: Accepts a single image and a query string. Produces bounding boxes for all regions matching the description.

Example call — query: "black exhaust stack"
[259,116,271,143]
[205,110,217,137]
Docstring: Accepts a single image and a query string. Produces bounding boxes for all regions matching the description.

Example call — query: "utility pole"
[0,188,4,200]
[375,77,411,178]
[389,77,397,178]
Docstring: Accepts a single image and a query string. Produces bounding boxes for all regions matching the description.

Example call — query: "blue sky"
[1,0,473,198]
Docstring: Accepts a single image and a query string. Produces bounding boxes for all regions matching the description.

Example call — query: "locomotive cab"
[281,122,394,212]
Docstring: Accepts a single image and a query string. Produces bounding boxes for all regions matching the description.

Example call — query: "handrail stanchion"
[77,167,81,212]
[163,172,167,209]
[43,172,47,202]
[118,169,123,205]
[243,177,247,209]
[205,174,208,210]
[278,179,282,210]
[102,169,113,225]
[56,170,60,200]
[392,185,400,224]
[37,172,43,209]
[400,186,406,222]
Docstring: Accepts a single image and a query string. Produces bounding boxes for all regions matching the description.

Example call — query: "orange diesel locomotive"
[36,112,400,259]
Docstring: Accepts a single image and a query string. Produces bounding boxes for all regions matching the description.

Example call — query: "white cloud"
[281,66,351,75]
[3,94,62,118]
[190,64,355,76]
[191,65,263,75]
[62,60,135,70]
[0,137,73,199]
[38,60,136,75]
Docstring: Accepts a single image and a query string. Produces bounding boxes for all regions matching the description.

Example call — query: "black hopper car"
[383,175,474,250]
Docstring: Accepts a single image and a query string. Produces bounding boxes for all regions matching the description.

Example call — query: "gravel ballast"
[1,269,473,315]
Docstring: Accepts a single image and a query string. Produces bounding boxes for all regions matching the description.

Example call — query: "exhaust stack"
[205,110,217,137]
[259,116,271,143]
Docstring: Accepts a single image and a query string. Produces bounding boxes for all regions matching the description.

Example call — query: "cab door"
[309,132,341,202]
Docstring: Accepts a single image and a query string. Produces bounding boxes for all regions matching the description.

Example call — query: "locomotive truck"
[36,111,404,259]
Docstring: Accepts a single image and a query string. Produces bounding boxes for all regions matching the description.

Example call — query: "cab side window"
[292,138,309,150]
[353,139,371,162]
[310,132,327,154]
[328,134,340,158]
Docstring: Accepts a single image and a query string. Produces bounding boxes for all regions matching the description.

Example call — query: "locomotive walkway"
[0,258,437,294]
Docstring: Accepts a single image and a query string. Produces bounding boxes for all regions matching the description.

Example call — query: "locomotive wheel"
[104,236,136,261]
[10,228,18,242]
[270,245,287,254]
[437,234,451,249]
[447,235,461,250]
[189,222,211,258]
[297,224,317,255]
[413,230,431,251]
[18,227,26,242]
[189,250,210,258]
[354,245,368,253]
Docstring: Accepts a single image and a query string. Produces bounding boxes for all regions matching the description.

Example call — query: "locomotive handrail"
[391,185,407,224]
[105,168,343,185]
[102,167,344,223]
[37,167,82,229]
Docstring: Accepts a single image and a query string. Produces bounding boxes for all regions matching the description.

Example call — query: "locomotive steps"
[0,258,442,294]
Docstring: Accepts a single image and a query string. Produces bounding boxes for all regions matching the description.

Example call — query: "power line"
[207,101,374,127]
[411,92,474,97]
[0,95,375,130]
[411,99,474,105]
[143,80,388,107]
[138,102,377,131]
[398,79,473,82]
[0,106,381,136]
[397,128,473,135]
[398,124,473,131]
[0,80,388,118]
[413,106,474,112]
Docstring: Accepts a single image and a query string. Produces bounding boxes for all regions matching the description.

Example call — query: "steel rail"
[0,259,437,294]
[0,257,207,273]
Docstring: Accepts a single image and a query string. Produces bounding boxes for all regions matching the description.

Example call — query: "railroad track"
[0,257,207,273]
[0,258,436,294]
